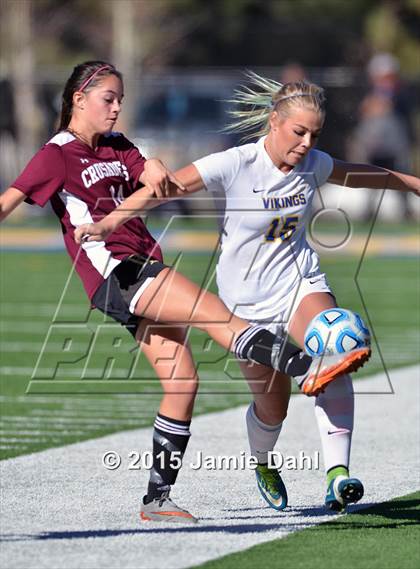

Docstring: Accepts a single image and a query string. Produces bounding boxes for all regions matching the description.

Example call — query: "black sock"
[144,413,191,504]
[234,326,312,376]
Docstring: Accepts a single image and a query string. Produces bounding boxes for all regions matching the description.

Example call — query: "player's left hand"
[142,158,186,198]
[74,222,111,244]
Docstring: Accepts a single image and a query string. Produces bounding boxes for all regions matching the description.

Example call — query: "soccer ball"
[304,308,370,357]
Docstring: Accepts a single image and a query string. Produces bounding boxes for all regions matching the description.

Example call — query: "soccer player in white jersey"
[0,62,371,524]
[77,72,419,514]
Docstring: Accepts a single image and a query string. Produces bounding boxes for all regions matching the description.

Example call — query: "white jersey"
[193,136,334,321]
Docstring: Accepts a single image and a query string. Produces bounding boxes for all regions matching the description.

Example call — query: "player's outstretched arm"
[74,163,205,244]
[0,187,27,223]
[328,159,420,196]
[140,161,205,198]
[74,184,158,243]
[140,158,187,198]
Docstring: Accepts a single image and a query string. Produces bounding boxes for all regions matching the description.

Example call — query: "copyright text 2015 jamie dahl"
[101,449,320,471]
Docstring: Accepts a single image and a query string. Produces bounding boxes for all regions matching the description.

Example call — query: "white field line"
[0,365,419,569]
[1,343,123,352]
[0,399,155,413]
[0,395,149,404]
[1,304,88,317]
[2,415,144,426]
[22,409,144,417]
[0,339,215,352]
[0,430,91,437]
[0,446,31,450]
[0,367,146,377]
[0,437,76,444]
[0,424,132,434]
[8,409,151,418]
[1,323,83,333]
[0,367,237,382]
[0,419,141,430]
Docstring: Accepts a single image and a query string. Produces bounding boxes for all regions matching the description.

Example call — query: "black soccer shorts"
[92,254,168,338]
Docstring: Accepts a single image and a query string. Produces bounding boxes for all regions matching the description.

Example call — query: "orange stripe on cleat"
[140,512,152,521]
[150,511,194,518]
[304,348,371,396]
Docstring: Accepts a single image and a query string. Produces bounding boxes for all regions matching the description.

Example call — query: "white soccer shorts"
[248,271,334,335]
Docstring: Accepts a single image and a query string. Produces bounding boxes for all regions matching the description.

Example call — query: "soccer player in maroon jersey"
[0,61,370,523]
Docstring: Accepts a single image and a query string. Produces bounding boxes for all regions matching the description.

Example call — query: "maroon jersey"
[12,131,162,299]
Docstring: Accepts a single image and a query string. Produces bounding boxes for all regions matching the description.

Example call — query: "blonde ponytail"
[224,71,326,141]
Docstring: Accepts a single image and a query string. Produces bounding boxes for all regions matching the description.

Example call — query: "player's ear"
[73,91,86,110]
[269,110,280,131]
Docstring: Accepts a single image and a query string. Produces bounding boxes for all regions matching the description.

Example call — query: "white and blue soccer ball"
[304,308,370,357]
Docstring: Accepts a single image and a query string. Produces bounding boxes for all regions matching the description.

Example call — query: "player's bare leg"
[136,319,198,523]
[240,362,290,425]
[136,320,198,420]
[134,267,247,348]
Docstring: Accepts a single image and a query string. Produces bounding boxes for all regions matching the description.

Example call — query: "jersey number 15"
[265,216,298,242]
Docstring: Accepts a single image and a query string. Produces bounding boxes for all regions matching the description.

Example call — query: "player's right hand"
[142,158,186,198]
[74,222,110,244]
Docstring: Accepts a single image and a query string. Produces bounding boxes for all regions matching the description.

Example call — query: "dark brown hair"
[57,61,123,132]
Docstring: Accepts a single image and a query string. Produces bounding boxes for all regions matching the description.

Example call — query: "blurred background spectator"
[348,52,416,221]
[0,70,18,191]
[280,61,307,84]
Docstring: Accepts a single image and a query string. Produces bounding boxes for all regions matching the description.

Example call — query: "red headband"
[78,65,113,92]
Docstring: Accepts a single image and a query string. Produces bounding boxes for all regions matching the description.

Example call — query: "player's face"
[80,75,124,134]
[268,107,324,170]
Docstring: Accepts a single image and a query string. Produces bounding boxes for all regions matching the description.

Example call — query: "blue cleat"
[255,464,288,511]
[325,475,364,512]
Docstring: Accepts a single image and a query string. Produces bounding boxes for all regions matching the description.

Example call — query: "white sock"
[314,373,354,473]
[246,402,283,464]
